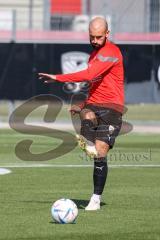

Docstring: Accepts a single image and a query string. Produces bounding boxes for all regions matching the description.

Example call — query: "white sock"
[91,194,101,202]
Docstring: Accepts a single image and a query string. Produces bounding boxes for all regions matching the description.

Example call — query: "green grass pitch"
[0,129,160,240]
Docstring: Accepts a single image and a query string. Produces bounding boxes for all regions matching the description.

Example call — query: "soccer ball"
[51,198,78,224]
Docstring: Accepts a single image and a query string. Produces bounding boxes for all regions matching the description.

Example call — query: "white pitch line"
[0,164,160,168]
[0,164,92,168]
[109,164,160,168]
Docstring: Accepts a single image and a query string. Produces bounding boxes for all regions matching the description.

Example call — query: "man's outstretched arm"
[39,54,118,83]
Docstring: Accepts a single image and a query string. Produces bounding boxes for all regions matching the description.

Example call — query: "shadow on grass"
[71,199,107,209]
[18,200,52,204]
[49,221,76,224]
[20,199,106,208]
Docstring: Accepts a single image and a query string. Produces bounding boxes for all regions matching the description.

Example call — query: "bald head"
[89,17,109,50]
[89,17,108,32]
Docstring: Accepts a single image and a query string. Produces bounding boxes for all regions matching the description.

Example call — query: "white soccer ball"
[51,198,78,224]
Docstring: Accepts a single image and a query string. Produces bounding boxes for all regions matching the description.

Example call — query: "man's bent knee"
[80,108,96,119]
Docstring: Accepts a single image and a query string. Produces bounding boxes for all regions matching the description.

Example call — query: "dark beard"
[91,38,106,50]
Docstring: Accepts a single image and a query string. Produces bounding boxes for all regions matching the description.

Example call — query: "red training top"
[56,41,124,111]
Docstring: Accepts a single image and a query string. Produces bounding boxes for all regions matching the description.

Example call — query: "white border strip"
[0,164,160,168]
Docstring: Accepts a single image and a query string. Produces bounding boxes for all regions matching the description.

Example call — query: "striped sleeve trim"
[97,54,118,63]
